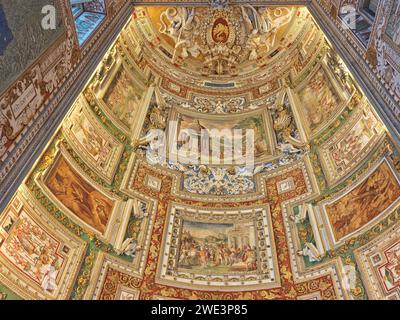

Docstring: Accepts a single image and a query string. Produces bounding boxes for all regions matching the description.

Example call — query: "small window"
[69,0,106,47]
[339,0,380,48]
[71,4,84,18]
[362,0,379,18]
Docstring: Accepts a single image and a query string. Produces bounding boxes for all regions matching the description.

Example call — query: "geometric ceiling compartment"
[0,1,399,301]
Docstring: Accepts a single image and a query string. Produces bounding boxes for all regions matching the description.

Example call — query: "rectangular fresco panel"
[70,111,114,168]
[0,211,64,291]
[159,207,277,289]
[325,161,400,240]
[378,241,400,293]
[355,224,400,299]
[45,156,114,233]
[297,67,341,135]
[177,114,269,161]
[64,96,123,181]
[102,66,143,128]
[178,220,257,274]
[329,109,383,169]
[0,0,64,93]
[331,120,374,168]
[385,0,400,46]
[319,107,384,185]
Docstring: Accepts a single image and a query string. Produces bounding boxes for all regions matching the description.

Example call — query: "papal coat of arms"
[212,17,230,43]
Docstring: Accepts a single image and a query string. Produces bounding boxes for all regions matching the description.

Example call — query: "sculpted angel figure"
[116,238,141,258]
[134,96,169,165]
[135,103,167,149]
[240,5,270,35]
[247,7,293,59]
[297,243,323,262]
[159,7,201,61]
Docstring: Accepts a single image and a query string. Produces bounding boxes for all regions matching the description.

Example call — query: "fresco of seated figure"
[45,156,114,234]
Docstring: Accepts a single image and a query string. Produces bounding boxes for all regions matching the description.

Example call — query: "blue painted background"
[0,3,13,56]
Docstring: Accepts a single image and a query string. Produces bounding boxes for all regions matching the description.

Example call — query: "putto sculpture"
[158,5,293,75]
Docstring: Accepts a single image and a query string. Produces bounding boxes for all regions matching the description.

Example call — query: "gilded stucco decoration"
[0,2,399,301]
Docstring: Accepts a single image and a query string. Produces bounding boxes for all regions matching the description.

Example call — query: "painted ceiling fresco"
[0,4,400,301]
[136,5,323,91]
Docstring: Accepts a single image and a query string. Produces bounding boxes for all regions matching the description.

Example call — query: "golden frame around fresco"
[318,156,400,246]
[168,106,278,165]
[156,203,280,291]
[37,149,126,243]
[292,61,349,139]
[62,95,125,184]
[0,190,86,300]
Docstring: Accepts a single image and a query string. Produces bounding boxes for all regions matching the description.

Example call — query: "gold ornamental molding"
[132,0,309,6]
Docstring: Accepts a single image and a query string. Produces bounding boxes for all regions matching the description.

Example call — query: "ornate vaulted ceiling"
[0,3,400,301]
[145,6,301,77]
[134,6,322,90]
